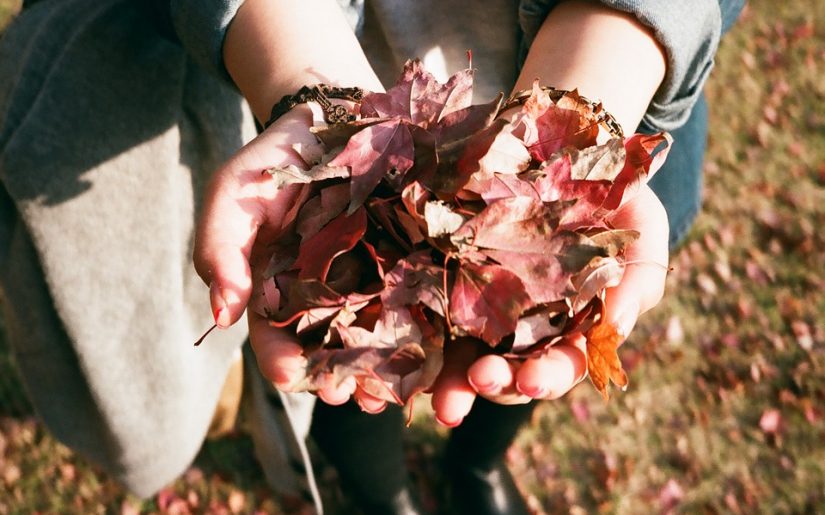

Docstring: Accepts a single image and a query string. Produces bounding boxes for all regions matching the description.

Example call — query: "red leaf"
[602,132,672,210]
[431,95,502,145]
[291,208,367,281]
[295,183,350,241]
[449,261,532,345]
[360,59,475,127]
[451,197,567,252]
[329,120,415,211]
[482,236,595,304]
[514,83,600,161]
[382,251,447,316]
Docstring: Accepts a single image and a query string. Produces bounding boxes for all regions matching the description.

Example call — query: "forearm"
[223,0,382,124]
[516,0,666,132]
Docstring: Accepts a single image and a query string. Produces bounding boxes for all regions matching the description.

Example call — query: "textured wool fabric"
[0,0,316,500]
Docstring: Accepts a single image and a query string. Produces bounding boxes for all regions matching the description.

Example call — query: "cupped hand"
[429,185,669,426]
[193,107,361,404]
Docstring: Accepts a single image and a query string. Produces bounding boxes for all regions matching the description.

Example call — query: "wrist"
[223,0,383,124]
[515,0,666,132]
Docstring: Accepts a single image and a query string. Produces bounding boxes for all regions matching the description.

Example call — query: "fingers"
[467,354,513,396]
[248,310,307,389]
[606,185,669,337]
[193,128,308,329]
[194,161,269,328]
[468,354,531,404]
[430,339,480,427]
[317,375,357,406]
[353,388,388,414]
[514,338,588,400]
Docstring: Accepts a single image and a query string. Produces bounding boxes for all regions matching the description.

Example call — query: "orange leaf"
[585,319,628,400]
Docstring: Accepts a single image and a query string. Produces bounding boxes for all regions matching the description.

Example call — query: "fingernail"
[613,300,640,339]
[210,281,234,328]
[435,415,463,428]
[214,307,231,329]
[468,377,501,394]
[516,383,548,399]
[361,404,387,415]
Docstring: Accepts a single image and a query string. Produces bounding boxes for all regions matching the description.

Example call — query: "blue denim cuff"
[518,0,723,132]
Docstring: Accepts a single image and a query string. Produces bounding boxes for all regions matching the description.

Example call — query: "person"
[0,0,743,513]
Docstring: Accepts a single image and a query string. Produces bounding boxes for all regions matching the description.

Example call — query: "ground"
[2,1,825,513]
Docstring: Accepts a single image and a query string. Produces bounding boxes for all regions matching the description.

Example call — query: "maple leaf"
[449,261,532,346]
[359,59,474,127]
[602,132,673,210]
[461,172,539,203]
[430,95,502,146]
[527,140,627,226]
[569,256,624,312]
[295,183,350,241]
[265,162,349,189]
[431,118,530,196]
[451,197,569,251]
[450,197,605,303]
[513,83,600,161]
[335,306,444,403]
[291,208,367,281]
[381,251,447,317]
[512,308,567,351]
[329,119,415,212]
[585,317,629,400]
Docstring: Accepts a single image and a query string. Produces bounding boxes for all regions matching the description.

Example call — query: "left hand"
[429,185,669,426]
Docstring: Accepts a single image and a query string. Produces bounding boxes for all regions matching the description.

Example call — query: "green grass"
[2,0,825,513]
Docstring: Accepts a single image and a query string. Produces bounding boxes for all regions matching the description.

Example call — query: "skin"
[193,0,669,424]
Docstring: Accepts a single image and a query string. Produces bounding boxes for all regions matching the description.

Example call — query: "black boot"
[443,398,535,515]
[311,401,425,515]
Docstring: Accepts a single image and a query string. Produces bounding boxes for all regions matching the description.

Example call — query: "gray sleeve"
[168,0,365,85]
[169,0,246,82]
[518,0,722,132]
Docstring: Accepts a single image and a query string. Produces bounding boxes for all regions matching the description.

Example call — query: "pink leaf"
[329,120,415,211]
[295,183,351,241]
[449,261,532,345]
[382,251,447,316]
[291,208,367,281]
[602,132,672,210]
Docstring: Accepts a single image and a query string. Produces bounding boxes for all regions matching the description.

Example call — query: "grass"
[2,0,825,513]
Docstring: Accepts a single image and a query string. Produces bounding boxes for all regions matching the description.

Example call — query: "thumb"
[604,185,669,339]
[193,163,263,328]
[193,154,303,328]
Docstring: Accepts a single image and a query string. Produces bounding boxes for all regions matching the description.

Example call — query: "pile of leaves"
[250,60,671,406]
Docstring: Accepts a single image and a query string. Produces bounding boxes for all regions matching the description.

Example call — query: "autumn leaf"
[359,59,474,126]
[381,251,447,316]
[329,119,415,212]
[291,208,367,281]
[602,132,673,210]
[513,82,600,161]
[449,261,532,346]
[295,183,351,241]
[585,318,629,400]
